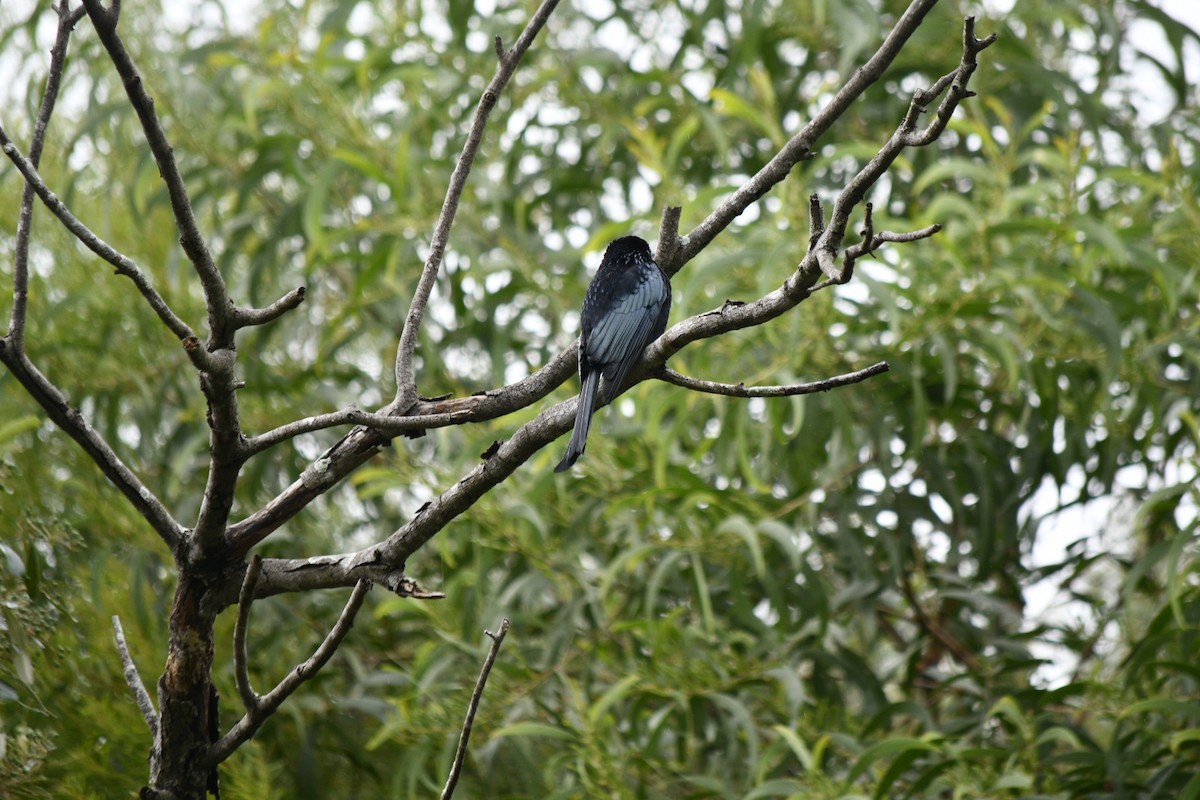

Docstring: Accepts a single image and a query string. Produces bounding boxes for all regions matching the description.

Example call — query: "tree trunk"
[146,573,219,800]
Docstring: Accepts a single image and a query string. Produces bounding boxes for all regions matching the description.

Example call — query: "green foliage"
[1,0,1198,797]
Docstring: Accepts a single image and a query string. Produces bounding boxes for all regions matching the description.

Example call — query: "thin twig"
[671,0,943,274]
[206,579,371,767]
[245,405,474,455]
[394,0,561,408]
[810,16,996,283]
[810,224,945,294]
[233,555,263,713]
[901,18,997,148]
[441,619,511,800]
[113,615,159,738]
[9,1,85,349]
[657,361,890,398]
[231,287,307,329]
[0,128,199,350]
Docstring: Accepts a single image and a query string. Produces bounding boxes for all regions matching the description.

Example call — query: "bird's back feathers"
[555,236,671,471]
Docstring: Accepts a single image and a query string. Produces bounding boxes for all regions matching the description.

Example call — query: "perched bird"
[555,235,671,472]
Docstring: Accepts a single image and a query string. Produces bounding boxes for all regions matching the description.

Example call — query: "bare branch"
[0,129,199,348]
[901,18,998,148]
[233,556,263,713]
[207,555,443,603]
[78,0,251,553]
[394,0,561,408]
[245,405,474,456]
[841,223,943,285]
[225,347,578,553]
[441,619,511,800]
[230,287,307,329]
[671,0,943,273]
[206,579,372,767]
[113,615,158,738]
[0,344,184,549]
[809,16,996,283]
[825,201,877,287]
[9,1,85,349]
[80,0,232,347]
[658,361,890,398]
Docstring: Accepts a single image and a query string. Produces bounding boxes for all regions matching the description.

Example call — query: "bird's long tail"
[554,370,600,472]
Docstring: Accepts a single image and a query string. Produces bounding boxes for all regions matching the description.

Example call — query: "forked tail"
[554,370,600,472]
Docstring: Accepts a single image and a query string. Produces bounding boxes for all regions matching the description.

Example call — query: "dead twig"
[113,615,158,738]
[441,619,511,800]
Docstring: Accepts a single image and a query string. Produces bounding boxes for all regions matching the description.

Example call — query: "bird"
[555,235,671,472]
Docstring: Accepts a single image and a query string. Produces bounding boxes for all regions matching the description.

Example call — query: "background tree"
[1,0,1197,799]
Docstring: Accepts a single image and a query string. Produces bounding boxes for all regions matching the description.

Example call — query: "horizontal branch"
[225,346,578,553]
[206,553,456,609]
[394,0,561,407]
[245,404,474,455]
[230,287,306,329]
[206,578,372,767]
[260,359,894,586]
[658,361,890,398]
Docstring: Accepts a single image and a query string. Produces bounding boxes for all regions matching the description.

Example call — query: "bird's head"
[602,235,653,264]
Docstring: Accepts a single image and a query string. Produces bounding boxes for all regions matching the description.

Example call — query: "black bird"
[555,235,671,472]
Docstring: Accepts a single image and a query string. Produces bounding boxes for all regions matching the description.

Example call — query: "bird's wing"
[586,267,669,404]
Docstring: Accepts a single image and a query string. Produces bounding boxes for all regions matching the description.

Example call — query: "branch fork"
[209,554,372,767]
